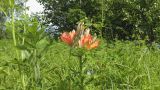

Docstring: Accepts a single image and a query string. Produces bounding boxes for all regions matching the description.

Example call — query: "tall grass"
[1,39,160,90]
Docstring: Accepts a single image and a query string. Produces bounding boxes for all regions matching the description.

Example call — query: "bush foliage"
[37,0,160,42]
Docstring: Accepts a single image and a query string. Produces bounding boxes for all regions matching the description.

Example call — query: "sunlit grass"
[0,39,160,89]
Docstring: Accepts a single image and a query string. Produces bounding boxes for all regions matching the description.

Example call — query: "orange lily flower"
[60,23,99,50]
[86,40,99,50]
[78,29,99,50]
[60,30,76,46]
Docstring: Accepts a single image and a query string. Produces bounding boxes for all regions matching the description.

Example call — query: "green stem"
[11,10,16,46]
[22,74,26,90]
[68,47,72,90]
[34,49,40,87]
[22,25,26,45]
[21,4,27,90]
[79,55,84,90]
[11,4,24,90]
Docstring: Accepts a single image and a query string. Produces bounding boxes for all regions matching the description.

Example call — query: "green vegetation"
[1,39,160,89]
[1,0,160,90]
[37,0,160,42]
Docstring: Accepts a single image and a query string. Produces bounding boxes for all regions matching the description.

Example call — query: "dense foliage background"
[37,0,160,42]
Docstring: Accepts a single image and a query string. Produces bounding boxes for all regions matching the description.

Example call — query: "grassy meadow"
[1,39,160,90]
[1,0,160,90]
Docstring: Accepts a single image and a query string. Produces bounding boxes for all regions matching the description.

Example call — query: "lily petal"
[60,30,76,46]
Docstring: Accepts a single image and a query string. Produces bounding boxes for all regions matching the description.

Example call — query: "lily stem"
[79,55,84,90]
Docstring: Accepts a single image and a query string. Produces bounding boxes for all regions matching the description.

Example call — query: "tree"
[38,0,160,43]
[104,0,160,42]
[37,0,102,31]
